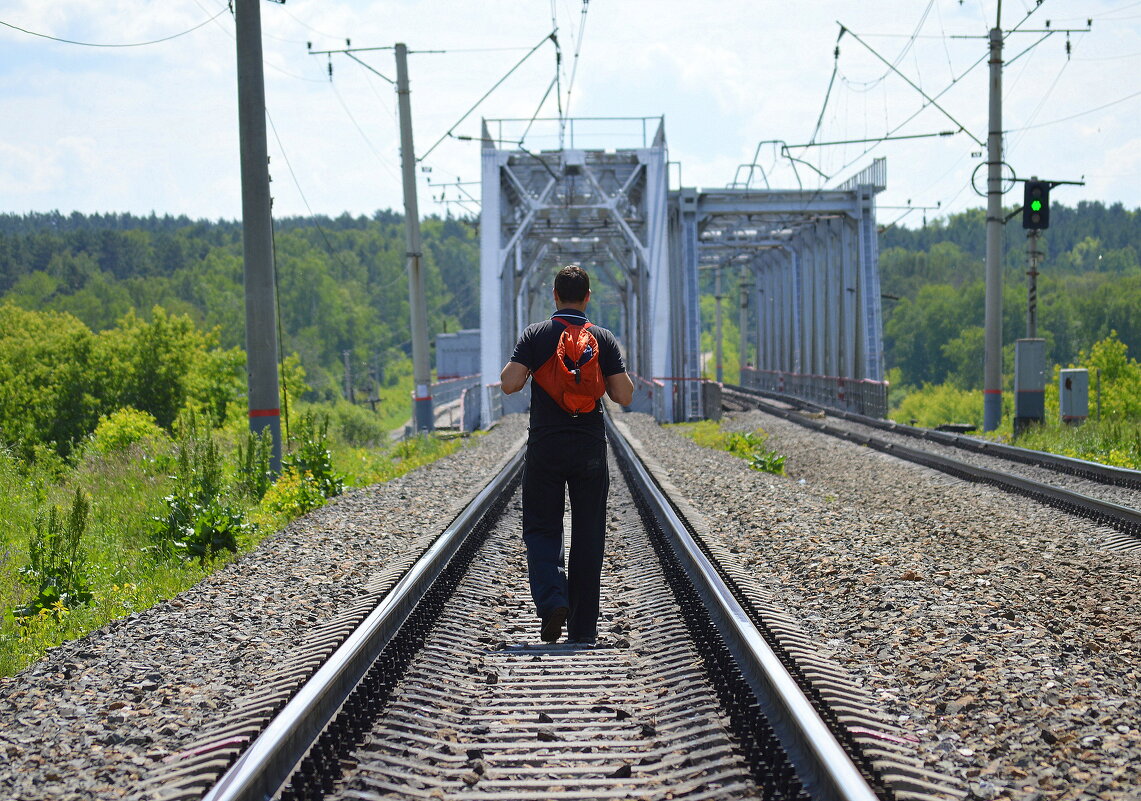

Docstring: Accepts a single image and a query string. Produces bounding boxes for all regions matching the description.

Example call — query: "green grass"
[668,419,786,475]
[0,407,475,678]
[887,376,1141,469]
[1010,418,1141,469]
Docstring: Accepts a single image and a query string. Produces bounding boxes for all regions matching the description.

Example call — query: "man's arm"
[500,361,530,394]
[605,372,634,406]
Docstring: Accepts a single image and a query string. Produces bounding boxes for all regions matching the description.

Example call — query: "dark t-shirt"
[510,309,626,442]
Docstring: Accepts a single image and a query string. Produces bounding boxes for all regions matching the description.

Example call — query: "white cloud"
[0,1,1138,219]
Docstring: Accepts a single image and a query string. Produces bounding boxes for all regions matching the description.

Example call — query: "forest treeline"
[0,210,480,405]
[878,200,1140,390]
[2,200,1139,410]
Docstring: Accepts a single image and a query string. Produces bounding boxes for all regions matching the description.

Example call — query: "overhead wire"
[550,2,565,126]
[562,1,591,120]
[807,28,843,147]
[265,110,361,279]
[838,0,935,91]
[418,30,557,162]
[0,7,229,47]
[186,0,326,83]
[1007,86,1141,131]
[329,82,403,184]
[1008,57,1069,154]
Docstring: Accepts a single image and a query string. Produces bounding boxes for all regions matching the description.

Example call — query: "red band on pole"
[249,408,280,417]
[983,389,1002,395]
[413,395,432,402]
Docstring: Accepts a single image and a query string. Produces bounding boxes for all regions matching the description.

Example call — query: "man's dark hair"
[553,264,590,304]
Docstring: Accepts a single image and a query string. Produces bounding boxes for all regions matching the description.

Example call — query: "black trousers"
[521,433,608,641]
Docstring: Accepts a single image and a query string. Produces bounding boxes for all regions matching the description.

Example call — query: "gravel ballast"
[0,418,527,801]
[3,407,1139,801]
[617,409,1141,801]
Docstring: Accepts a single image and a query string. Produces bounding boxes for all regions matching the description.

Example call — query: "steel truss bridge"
[473,117,888,426]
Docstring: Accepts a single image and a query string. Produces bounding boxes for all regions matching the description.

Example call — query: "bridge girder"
[480,119,690,424]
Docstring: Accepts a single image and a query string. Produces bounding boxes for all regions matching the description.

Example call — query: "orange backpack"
[531,321,607,416]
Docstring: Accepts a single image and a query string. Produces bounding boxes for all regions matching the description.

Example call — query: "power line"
[563,1,591,119]
[840,23,984,146]
[329,82,403,184]
[418,30,556,162]
[0,7,229,47]
[266,110,409,297]
[807,26,844,146]
[838,0,935,92]
[1007,86,1141,131]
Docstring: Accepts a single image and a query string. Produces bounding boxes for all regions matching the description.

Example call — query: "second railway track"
[723,385,1141,552]
[143,416,962,801]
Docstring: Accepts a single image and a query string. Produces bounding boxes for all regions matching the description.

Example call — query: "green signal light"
[1030,199,1043,212]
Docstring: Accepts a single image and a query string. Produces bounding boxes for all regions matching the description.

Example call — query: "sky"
[1,0,1139,228]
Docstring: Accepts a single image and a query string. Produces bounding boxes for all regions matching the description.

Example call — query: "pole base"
[414,398,435,432]
[983,392,1002,432]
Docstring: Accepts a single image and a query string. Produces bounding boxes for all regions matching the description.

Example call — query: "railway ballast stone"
[618,409,1141,801]
[0,417,527,801]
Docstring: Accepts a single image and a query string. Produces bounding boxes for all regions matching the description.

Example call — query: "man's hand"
[605,372,635,406]
[500,361,530,394]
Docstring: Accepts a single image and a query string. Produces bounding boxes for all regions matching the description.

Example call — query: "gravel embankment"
[617,409,1141,801]
[5,406,1138,801]
[818,413,1141,511]
[0,417,527,801]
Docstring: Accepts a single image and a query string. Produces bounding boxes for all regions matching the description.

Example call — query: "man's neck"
[554,301,588,314]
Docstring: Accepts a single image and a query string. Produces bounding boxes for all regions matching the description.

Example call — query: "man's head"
[553,264,590,307]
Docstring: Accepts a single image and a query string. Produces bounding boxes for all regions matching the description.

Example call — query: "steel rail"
[199,444,526,801]
[606,415,880,801]
[726,384,1141,490]
[725,388,1141,539]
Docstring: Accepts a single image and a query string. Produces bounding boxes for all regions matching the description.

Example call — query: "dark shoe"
[541,606,569,643]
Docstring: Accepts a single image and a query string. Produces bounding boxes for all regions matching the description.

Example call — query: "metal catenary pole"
[395,43,434,432]
[982,21,1005,432]
[714,265,724,384]
[738,273,752,380]
[1026,227,1041,339]
[235,0,283,472]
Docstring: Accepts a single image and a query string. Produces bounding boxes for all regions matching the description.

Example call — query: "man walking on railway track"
[500,265,634,645]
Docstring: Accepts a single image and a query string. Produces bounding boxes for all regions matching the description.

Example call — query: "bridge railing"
[738,367,889,419]
[432,374,480,407]
[426,374,482,432]
[626,373,666,420]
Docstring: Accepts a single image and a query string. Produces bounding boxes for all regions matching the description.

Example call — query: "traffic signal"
[1022,180,1050,229]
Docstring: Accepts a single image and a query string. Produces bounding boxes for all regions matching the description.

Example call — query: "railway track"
[141,416,962,801]
[723,385,1141,552]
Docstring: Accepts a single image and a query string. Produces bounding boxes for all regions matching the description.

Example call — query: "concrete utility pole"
[235,0,283,472]
[982,18,1005,432]
[395,43,434,432]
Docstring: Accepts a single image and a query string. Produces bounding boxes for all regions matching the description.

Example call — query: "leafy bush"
[1014,417,1141,469]
[327,400,388,446]
[251,466,329,531]
[0,304,244,458]
[1081,331,1141,420]
[16,489,93,619]
[151,419,249,561]
[87,407,170,456]
[285,413,344,499]
[235,427,274,501]
[891,383,989,429]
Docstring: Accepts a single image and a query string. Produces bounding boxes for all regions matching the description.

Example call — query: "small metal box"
[1059,368,1089,423]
